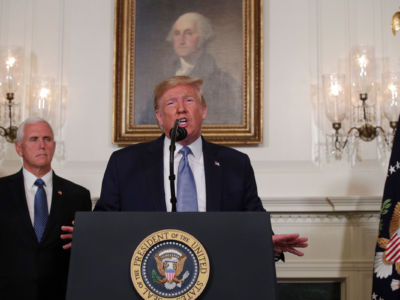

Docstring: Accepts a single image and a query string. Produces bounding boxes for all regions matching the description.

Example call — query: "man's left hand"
[272,233,308,257]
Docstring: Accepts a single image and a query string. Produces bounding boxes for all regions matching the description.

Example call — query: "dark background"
[278,282,341,300]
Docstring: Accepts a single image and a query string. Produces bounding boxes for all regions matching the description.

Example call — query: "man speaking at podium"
[63,76,307,257]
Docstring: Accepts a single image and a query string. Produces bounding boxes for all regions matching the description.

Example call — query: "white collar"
[23,168,53,188]
[164,135,203,160]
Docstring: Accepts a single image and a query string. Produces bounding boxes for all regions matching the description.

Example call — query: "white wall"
[2,1,394,298]
[0,0,392,201]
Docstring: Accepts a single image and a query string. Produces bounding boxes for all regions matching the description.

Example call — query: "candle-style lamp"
[0,55,19,142]
[350,46,378,142]
[30,78,55,120]
[322,73,347,157]
[382,72,400,141]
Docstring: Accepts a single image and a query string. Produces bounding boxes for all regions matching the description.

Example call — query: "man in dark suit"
[0,117,92,300]
[95,134,263,212]
[91,75,307,257]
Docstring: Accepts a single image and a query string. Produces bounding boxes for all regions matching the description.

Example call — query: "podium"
[67,212,277,299]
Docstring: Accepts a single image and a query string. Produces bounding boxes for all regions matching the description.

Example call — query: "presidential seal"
[131,229,210,300]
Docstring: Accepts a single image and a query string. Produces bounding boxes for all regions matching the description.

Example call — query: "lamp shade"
[0,48,24,96]
[322,73,347,123]
[30,77,55,120]
[382,72,400,122]
[350,45,376,104]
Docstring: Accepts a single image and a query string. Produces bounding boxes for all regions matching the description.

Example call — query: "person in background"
[0,117,92,300]
[137,12,242,124]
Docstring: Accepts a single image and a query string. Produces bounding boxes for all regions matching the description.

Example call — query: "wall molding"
[263,196,381,212]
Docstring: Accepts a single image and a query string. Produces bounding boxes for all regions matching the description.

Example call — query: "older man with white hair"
[165,12,241,124]
[137,12,242,125]
[0,117,92,300]
[166,12,214,75]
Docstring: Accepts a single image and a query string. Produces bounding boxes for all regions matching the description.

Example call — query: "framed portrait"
[113,0,262,145]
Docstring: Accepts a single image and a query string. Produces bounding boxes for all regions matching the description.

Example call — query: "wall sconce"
[322,46,397,162]
[0,49,23,143]
[0,48,65,164]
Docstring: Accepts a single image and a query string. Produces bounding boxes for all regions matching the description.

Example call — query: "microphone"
[169,120,187,212]
[169,122,187,142]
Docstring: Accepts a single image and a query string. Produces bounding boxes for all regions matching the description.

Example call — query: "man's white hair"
[166,12,214,48]
[16,117,53,143]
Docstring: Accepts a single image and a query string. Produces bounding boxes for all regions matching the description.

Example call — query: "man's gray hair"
[166,12,214,47]
[16,117,53,143]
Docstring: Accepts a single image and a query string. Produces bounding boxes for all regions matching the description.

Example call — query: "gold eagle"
[155,255,187,284]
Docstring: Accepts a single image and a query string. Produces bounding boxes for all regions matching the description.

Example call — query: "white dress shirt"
[23,168,53,225]
[163,136,206,212]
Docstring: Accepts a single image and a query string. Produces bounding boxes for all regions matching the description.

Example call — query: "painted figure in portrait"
[133,0,243,125]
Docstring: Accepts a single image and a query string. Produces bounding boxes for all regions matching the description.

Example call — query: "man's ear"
[15,142,23,157]
[201,104,208,121]
[155,110,163,127]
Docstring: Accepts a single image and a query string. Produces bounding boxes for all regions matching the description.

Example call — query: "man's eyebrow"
[183,93,196,98]
[27,135,53,139]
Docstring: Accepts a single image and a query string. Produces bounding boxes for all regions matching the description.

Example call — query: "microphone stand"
[168,120,187,212]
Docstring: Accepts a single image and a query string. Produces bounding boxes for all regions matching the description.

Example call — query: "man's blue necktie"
[34,178,48,242]
[177,146,198,212]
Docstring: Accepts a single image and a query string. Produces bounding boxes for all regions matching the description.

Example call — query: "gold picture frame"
[113,0,262,145]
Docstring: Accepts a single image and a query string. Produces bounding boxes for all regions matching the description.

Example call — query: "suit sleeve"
[94,153,121,211]
[242,154,266,212]
[80,188,92,211]
[242,155,285,261]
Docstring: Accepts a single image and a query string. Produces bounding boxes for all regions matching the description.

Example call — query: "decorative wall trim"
[262,196,381,212]
[276,260,373,273]
[270,212,379,223]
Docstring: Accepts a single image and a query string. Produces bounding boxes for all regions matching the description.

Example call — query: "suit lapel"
[203,138,222,211]
[41,171,63,242]
[145,136,167,211]
[12,170,39,244]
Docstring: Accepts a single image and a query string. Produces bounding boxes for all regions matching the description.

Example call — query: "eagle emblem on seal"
[153,248,190,290]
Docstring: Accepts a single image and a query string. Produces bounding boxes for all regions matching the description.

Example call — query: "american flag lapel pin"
[58,190,62,195]
[214,161,221,167]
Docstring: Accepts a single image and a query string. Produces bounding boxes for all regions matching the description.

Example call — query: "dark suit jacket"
[95,135,265,212]
[0,170,92,300]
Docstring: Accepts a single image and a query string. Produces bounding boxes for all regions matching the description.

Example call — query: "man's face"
[172,17,201,60]
[15,122,56,175]
[155,84,207,146]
